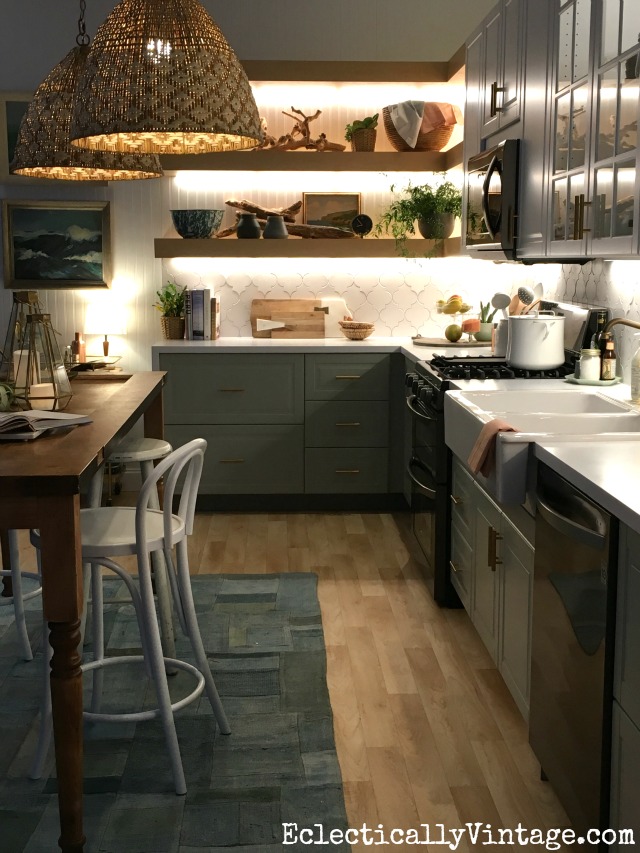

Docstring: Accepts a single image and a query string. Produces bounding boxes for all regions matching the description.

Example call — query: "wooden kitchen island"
[0,372,165,852]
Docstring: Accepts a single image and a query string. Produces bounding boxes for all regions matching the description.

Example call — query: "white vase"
[474,322,493,342]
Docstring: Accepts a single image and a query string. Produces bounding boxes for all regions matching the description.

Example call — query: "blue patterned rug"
[0,573,350,852]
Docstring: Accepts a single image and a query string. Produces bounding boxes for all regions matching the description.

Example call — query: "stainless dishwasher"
[529,463,618,839]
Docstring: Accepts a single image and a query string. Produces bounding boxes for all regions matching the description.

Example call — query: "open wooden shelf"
[155,237,461,259]
[240,55,465,83]
[160,143,463,174]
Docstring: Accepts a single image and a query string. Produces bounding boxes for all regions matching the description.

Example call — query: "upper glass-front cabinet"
[549,0,640,257]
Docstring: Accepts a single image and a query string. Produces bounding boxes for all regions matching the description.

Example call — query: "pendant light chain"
[77,0,90,46]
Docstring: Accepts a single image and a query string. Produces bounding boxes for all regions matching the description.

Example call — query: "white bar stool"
[105,436,176,660]
[29,438,229,794]
[0,530,42,661]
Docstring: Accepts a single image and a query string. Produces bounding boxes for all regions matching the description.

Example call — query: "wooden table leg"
[39,494,86,853]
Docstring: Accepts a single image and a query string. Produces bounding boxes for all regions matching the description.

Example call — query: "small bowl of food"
[170,209,224,239]
[339,320,375,340]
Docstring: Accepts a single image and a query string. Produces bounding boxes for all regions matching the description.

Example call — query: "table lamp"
[84,298,127,359]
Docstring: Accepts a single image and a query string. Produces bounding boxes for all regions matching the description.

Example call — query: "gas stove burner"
[427,353,575,381]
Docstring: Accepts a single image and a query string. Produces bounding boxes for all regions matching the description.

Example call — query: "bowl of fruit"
[436,294,472,315]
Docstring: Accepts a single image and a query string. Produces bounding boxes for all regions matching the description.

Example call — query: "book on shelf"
[210,296,220,340]
[0,409,92,440]
[186,288,211,340]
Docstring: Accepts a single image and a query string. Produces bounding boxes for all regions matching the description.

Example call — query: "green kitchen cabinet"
[305,353,390,401]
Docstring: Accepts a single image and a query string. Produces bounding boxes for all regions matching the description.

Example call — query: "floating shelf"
[240,56,465,84]
[159,144,463,174]
[155,237,461,259]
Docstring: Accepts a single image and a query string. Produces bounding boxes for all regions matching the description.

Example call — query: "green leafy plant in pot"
[375,176,462,256]
[153,281,187,339]
[345,113,378,152]
[475,300,498,341]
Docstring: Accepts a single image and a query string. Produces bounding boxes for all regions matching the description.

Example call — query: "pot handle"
[531,319,552,341]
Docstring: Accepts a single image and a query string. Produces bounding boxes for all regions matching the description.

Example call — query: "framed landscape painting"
[2,200,111,289]
[302,192,361,231]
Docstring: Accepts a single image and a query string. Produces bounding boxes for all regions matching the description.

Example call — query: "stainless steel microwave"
[465,139,520,260]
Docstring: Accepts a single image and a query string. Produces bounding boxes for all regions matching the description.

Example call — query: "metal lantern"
[0,291,44,385]
[12,313,72,411]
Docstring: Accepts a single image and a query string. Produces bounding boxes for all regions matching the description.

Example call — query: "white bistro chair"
[0,530,42,661]
[29,437,229,795]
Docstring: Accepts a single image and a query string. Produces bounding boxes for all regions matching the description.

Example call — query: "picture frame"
[0,92,32,181]
[2,200,111,289]
[302,192,361,230]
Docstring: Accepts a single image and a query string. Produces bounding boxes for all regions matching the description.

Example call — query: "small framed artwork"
[2,200,111,289]
[302,192,361,230]
[0,92,32,180]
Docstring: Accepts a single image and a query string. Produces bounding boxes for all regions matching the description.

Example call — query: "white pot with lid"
[506,313,565,370]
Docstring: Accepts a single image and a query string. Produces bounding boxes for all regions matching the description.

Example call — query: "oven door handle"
[406,394,436,423]
[407,456,437,499]
[536,496,606,550]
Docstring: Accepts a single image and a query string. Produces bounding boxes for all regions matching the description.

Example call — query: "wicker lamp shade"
[10,45,163,181]
[69,0,263,154]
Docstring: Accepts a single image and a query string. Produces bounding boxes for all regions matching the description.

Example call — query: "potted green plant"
[344,113,378,152]
[475,300,498,341]
[375,177,462,255]
[153,281,186,339]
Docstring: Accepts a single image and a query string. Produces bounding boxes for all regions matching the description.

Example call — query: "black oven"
[405,370,460,608]
[465,139,520,260]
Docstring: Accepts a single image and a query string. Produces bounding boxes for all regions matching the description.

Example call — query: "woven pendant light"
[70,0,263,154]
[10,45,163,180]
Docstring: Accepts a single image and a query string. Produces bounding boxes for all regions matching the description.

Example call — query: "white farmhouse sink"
[445,388,640,505]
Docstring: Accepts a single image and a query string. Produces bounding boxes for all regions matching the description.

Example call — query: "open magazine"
[0,409,92,440]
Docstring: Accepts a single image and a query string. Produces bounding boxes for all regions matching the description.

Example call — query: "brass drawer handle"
[451,495,463,506]
[335,422,361,427]
[219,458,245,464]
[335,469,360,474]
[218,388,245,392]
[449,560,459,574]
[335,375,361,380]
[488,526,503,572]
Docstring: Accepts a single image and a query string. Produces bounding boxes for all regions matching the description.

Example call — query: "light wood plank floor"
[14,507,571,850]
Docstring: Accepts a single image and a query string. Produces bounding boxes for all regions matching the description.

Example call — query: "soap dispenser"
[631,334,640,402]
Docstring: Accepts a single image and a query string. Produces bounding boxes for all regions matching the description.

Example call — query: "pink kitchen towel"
[468,418,518,478]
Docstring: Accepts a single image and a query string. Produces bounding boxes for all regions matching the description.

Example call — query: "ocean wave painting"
[4,201,110,288]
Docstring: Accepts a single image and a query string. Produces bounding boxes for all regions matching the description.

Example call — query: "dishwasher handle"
[536,495,606,550]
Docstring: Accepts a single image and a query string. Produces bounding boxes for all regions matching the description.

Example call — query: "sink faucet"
[603,317,640,335]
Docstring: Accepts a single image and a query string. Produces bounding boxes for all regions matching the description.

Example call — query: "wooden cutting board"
[251,299,325,338]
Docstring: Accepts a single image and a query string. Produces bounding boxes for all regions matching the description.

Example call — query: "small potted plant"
[374,177,462,255]
[475,300,498,341]
[153,281,186,339]
[344,113,378,152]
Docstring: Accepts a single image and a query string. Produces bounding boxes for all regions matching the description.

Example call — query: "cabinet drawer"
[305,400,389,447]
[451,458,476,534]
[159,354,304,424]
[305,448,388,493]
[165,424,303,494]
[305,354,389,401]
[450,516,473,609]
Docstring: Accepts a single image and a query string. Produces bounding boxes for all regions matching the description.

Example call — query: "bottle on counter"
[71,332,86,364]
[590,310,608,349]
[631,334,640,402]
[601,338,617,381]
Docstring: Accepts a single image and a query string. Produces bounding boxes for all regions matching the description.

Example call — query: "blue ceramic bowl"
[170,209,224,239]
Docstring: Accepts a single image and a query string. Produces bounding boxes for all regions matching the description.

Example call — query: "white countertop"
[151,335,491,363]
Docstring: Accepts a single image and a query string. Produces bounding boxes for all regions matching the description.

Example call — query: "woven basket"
[161,316,186,340]
[350,128,377,152]
[339,321,375,341]
[382,106,454,152]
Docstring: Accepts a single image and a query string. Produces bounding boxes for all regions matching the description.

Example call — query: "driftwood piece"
[253,106,346,152]
[224,198,302,222]
[215,217,356,240]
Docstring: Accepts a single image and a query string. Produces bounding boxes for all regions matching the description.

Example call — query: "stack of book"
[185,289,221,340]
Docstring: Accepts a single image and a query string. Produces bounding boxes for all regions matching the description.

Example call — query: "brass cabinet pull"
[219,458,245,464]
[490,81,506,116]
[449,560,459,574]
[218,388,245,392]
[335,469,360,474]
[487,526,503,572]
[335,375,361,380]
[335,422,361,427]
[573,194,591,240]
[451,495,463,506]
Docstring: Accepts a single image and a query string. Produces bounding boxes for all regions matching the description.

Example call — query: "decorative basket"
[339,321,375,341]
[350,128,377,152]
[160,316,186,340]
[382,106,454,152]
